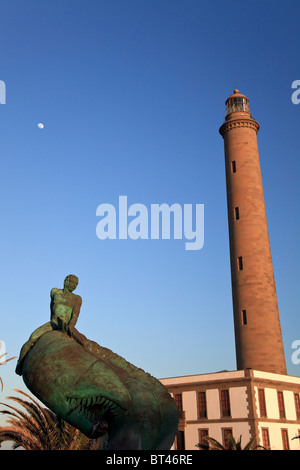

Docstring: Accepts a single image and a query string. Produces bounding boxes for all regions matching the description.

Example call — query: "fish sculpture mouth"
[66,394,126,437]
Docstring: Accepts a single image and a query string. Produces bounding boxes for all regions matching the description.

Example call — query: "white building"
[160,369,300,450]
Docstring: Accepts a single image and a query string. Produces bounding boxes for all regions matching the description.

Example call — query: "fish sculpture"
[16,276,178,450]
[21,330,178,450]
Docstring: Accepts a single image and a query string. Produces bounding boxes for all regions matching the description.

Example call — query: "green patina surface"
[16,276,178,450]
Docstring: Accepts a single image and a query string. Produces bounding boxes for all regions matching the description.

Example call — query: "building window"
[198,429,209,449]
[221,390,231,417]
[234,207,240,220]
[241,309,247,325]
[198,391,207,419]
[175,393,182,411]
[176,430,185,450]
[222,428,233,449]
[277,391,286,419]
[294,393,300,419]
[261,428,270,450]
[258,389,267,418]
[281,429,289,450]
[237,256,243,271]
[231,161,236,173]
[175,393,184,418]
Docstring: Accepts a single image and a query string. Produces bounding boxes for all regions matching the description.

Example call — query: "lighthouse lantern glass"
[226,97,249,116]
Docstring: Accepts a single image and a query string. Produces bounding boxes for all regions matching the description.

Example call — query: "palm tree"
[0,389,106,450]
[196,434,266,450]
[0,353,17,392]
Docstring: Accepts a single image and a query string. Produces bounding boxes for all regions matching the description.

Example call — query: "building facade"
[160,370,300,450]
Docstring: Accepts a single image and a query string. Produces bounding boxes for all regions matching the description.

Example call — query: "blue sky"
[0,0,299,417]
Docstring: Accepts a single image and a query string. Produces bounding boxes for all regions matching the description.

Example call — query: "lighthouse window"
[237,256,243,271]
[241,310,247,325]
[236,97,243,110]
[231,161,236,173]
[234,207,240,220]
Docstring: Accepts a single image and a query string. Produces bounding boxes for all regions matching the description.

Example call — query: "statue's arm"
[69,296,82,330]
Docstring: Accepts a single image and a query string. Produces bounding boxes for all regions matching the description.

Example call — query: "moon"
[37,123,44,129]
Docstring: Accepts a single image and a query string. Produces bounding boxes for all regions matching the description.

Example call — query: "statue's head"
[64,275,79,292]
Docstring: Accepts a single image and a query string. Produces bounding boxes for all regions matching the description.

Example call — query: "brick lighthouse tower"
[219,89,287,375]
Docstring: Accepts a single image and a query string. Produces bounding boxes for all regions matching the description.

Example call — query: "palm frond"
[196,433,265,451]
[0,389,105,450]
[0,354,17,392]
[0,354,17,363]
[242,434,259,450]
[203,436,226,450]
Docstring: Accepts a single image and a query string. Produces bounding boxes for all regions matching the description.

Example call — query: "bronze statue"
[16,276,179,450]
[16,275,84,375]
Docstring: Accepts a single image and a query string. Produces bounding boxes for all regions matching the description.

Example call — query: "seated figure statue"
[15,274,179,450]
[16,274,84,375]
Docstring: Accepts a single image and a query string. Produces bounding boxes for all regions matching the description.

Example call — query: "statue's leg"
[15,322,53,375]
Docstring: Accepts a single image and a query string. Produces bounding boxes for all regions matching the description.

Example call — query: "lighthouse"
[219,89,287,375]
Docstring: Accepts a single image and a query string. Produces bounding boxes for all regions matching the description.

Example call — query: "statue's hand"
[67,325,84,346]
[56,318,69,333]
[56,319,84,346]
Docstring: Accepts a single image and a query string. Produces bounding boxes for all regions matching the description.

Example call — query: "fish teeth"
[67,395,122,419]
